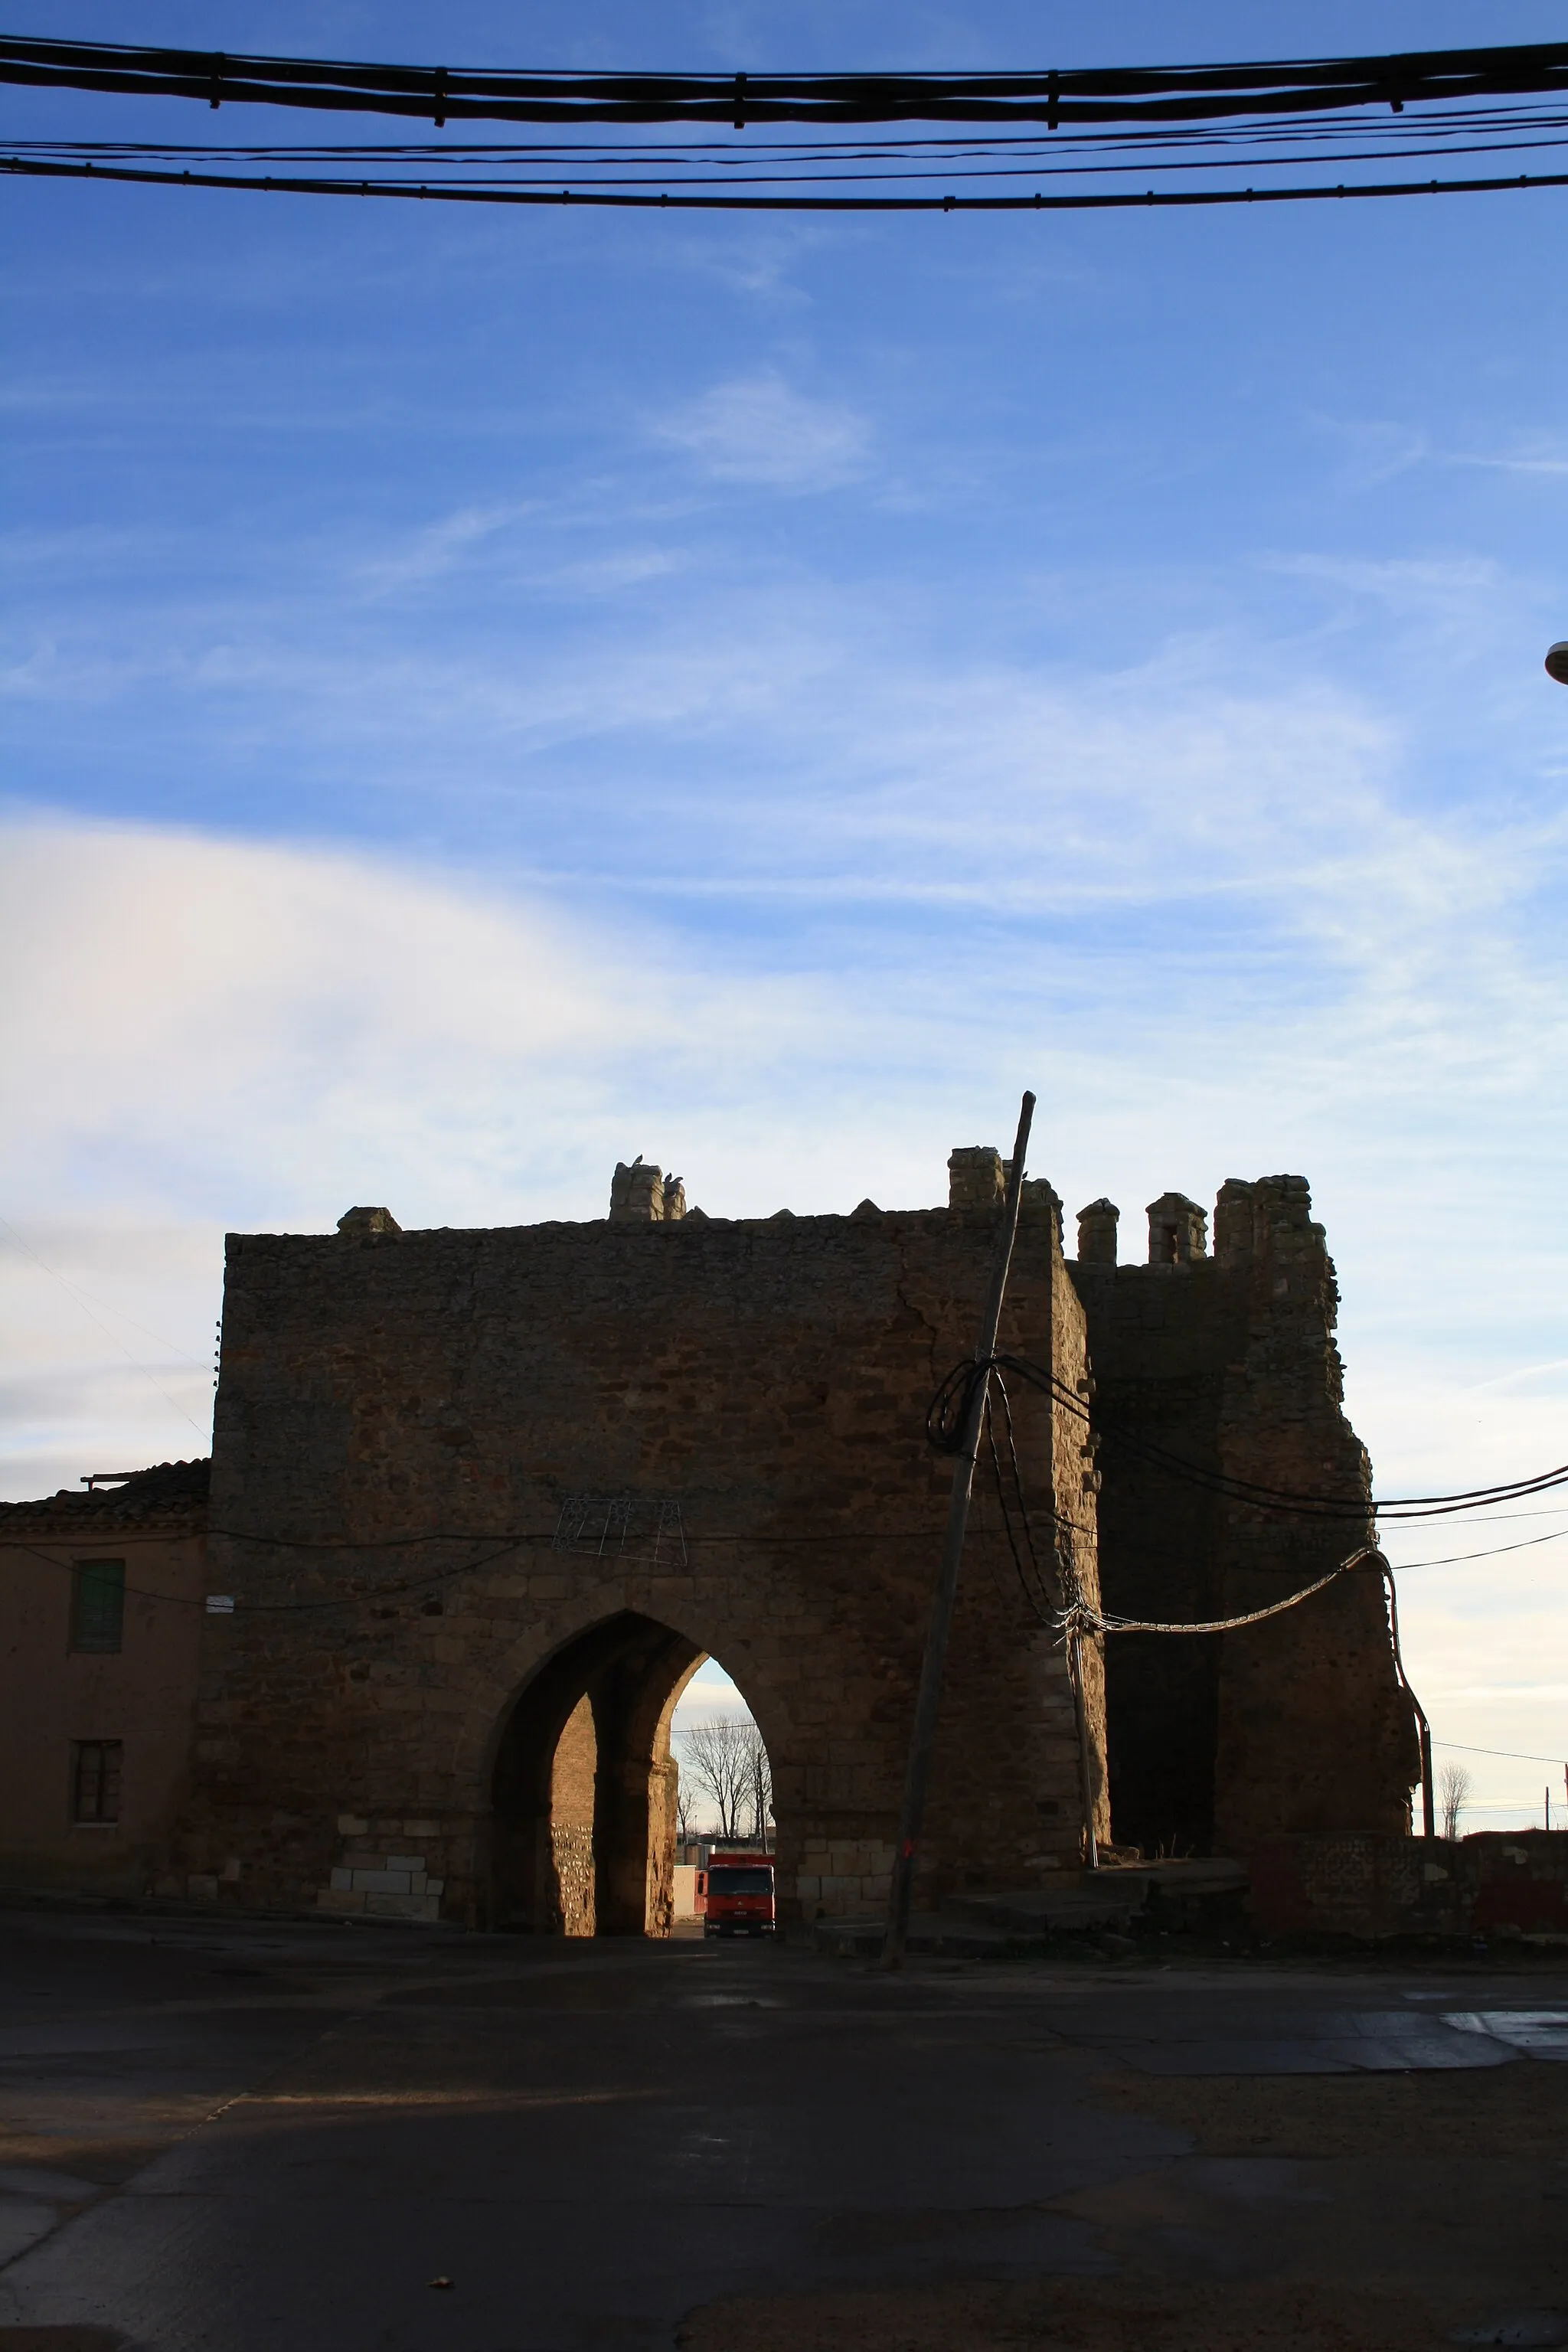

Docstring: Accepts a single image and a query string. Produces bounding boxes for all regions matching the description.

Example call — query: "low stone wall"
[795,1834,894,1915]
[1250,1831,1568,1943]
[314,1811,446,1920]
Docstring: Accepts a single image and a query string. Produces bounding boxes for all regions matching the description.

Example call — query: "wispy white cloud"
[350,500,541,594]
[1309,414,1433,492]
[650,368,871,488]
[1308,418,1568,491]
[659,221,837,305]
[1465,1357,1568,1395]
[1448,436,1568,479]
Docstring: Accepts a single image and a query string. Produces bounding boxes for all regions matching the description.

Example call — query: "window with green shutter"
[70,1560,126,1654]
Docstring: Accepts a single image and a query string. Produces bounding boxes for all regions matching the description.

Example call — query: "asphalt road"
[0,1906,1563,2351]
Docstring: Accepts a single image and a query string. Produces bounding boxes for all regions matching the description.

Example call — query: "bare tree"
[1439,1761,1472,1842]
[678,1717,757,1840]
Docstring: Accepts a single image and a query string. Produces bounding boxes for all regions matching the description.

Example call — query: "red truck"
[702,1851,776,1938]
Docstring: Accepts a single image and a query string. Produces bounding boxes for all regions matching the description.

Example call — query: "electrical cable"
[1449,1801,1562,1814]
[14,36,1568,215]
[7,1501,1560,1572]
[6,149,1568,214]
[7,1351,1561,1617]
[7,1501,1087,1618]
[0,1213,208,1372]
[1436,1739,1568,1766]
[0,1214,209,1438]
[3,1531,530,1614]
[1376,1527,1568,1569]
[1059,1544,1380,1638]
[982,1379,1060,1628]
[938,1348,1529,1841]
[928,1351,1568,1520]
[16,99,1568,179]
[5,34,1568,129]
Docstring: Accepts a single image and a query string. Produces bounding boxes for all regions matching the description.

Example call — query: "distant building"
[671,1861,706,1922]
[0,1462,207,1894]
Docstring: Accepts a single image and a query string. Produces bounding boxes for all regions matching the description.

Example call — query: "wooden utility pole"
[882,1089,1035,1968]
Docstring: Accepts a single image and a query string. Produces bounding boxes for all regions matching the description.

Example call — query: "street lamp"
[1548,642,1568,684]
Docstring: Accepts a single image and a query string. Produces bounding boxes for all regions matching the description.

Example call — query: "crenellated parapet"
[1146,1191,1208,1265]
[1076,1198,1120,1266]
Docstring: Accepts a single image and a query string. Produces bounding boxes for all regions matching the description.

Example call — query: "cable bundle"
[930,1349,1568,1642]
[8,34,1568,212]
[5,35,1568,127]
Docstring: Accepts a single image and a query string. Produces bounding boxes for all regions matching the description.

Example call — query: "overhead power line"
[6,151,1568,215]
[0,1210,207,1437]
[17,98,1568,181]
[1436,1739,1568,1766]
[928,1352,1568,1521]
[4,34,1568,128]
[11,38,1568,212]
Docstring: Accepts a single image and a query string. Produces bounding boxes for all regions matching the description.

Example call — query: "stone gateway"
[160,1148,1416,1931]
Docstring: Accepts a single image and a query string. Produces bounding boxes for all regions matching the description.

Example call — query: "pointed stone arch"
[474,1599,791,1935]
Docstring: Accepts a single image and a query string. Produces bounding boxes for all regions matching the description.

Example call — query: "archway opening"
[671,1657,774,1852]
[487,1614,773,1937]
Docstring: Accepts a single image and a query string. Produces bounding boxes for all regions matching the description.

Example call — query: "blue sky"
[4,2,1567,1828]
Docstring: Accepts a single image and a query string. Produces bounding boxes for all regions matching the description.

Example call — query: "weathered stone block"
[364,1890,439,1919]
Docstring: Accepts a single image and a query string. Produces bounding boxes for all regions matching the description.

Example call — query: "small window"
[70,1560,126,1654]
[72,1740,122,1824]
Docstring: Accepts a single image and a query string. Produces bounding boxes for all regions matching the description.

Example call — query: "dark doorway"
[1103,1631,1220,1857]
[1094,1394,1224,1857]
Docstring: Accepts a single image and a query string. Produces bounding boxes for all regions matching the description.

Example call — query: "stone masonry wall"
[1250,1831,1568,1943]
[549,1694,596,1936]
[1210,1178,1418,1851]
[185,1168,1096,1926]
[1069,1174,1417,1858]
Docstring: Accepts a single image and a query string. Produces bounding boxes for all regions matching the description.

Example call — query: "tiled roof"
[0,1458,211,1534]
